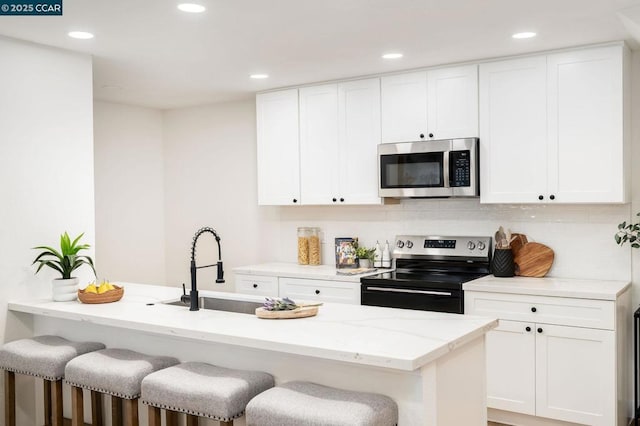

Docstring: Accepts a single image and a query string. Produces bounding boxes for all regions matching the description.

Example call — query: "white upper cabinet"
[256,89,301,205]
[480,44,628,204]
[297,78,382,205]
[547,46,626,203]
[479,56,548,203]
[427,65,479,140]
[381,65,478,143]
[381,71,428,143]
[299,84,340,205]
[338,78,382,204]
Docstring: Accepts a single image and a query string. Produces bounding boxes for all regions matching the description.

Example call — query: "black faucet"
[185,227,224,311]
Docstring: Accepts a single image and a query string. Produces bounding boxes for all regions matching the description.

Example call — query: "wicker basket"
[77,285,124,304]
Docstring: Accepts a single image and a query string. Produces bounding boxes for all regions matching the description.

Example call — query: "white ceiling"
[1,0,639,109]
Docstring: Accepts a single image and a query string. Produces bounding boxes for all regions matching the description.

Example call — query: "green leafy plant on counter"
[32,232,97,279]
[355,246,376,261]
[615,213,640,248]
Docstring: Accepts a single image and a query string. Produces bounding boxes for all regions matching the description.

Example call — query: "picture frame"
[335,237,358,269]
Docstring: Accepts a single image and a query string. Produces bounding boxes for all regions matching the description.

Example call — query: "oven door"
[361,283,463,314]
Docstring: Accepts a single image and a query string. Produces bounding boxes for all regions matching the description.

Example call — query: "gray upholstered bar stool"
[65,348,179,426]
[0,335,105,426]
[245,381,398,426]
[141,362,274,426]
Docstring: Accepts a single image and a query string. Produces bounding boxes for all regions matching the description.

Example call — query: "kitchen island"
[9,283,497,425]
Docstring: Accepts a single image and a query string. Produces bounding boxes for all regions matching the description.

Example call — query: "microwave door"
[379,151,452,198]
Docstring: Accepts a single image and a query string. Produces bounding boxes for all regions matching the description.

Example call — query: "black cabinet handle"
[537,327,543,333]
[428,133,434,138]
[419,133,425,139]
[550,195,555,200]
[253,283,258,288]
[538,195,544,200]
[531,307,537,313]
[340,198,344,202]
[293,198,298,203]
[525,326,531,332]
[332,198,337,202]
[315,289,320,295]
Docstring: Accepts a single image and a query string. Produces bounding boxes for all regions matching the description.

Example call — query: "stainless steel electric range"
[360,235,492,314]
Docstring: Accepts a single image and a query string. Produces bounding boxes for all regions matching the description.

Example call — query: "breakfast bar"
[8,283,497,425]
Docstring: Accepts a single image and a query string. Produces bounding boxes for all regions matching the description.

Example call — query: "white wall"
[93,101,166,284]
[162,100,279,291]
[0,36,94,423]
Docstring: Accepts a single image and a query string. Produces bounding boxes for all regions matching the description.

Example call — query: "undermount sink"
[163,297,263,314]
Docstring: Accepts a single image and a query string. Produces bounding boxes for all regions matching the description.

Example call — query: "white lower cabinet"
[234,274,279,297]
[279,277,360,304]
[466,290,626,426]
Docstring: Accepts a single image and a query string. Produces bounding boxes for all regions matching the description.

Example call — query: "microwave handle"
[443,151,450,188]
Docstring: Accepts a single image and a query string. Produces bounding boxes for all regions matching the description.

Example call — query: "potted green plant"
[32,232,96,301]
[615,214,640,248]
[355,246,376,268]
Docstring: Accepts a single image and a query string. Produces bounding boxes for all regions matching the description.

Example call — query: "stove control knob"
[467,241,476,250]
[396,240,405,248]
[477,241,486,251]
[406,240,414,249]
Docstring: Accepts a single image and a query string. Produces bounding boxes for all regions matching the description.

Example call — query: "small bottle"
[382,240,391,268]
[373,241,382,268]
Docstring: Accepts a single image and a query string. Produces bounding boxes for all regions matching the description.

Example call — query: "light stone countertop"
[9,282,496,371]
[233,262,391,282]
[463,275,630,300]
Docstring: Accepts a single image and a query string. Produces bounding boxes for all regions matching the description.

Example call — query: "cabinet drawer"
[279,277,359,305]
[235,274,279,297]
[465,291,614,330]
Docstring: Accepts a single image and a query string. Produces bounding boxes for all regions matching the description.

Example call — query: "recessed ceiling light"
[382,53,403,59]
[68,31,94,40]
[177,3,206,13]
[250,74,269,79]
[512,32,537,39]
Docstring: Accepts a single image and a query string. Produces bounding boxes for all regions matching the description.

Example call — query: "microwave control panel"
[449,150,471,187]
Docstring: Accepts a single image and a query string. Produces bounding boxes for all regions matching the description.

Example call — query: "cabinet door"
[547,45,626,203]
[486,320,535,415]
[279,277,360,304]
[479,56,548,203]
[256,89,301,205]
[381,71,428,143]
[235,274,279,297]
[299,84,339,205]
[427,64,478,139]
[337,78,382,205]
[535,324,615,425]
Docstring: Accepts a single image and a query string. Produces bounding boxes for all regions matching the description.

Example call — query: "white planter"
[359,259,371,268]
[52,277,78,302]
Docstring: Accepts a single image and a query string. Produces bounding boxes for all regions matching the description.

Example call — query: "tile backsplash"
[273,199,633,282]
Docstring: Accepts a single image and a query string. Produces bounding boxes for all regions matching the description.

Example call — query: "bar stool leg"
[91,390,103,426]
[4,371,15,426]
[123,398,138,426]
[112,396,123,426]
[186,414,198,426]
[51,379,63,426]
[166,410,179,426]
[44,379,52,426]
[147,406,161,426]
[71,386,83,426]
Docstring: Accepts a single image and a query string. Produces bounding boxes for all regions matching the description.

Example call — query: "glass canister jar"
[297,227,311,265]
[308,227,321,265]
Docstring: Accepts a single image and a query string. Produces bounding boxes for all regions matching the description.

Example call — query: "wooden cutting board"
[255,306,319,319]
[514,242,554,277]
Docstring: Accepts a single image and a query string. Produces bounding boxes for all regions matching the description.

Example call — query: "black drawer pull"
[525,326,531,332]
[537,327,543,333]
[253,283,258,288]
[315,289,320,295]
[531,307,537,313]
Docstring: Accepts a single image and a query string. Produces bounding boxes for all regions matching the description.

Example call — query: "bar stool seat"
[245,381,398,426]
[65,348,179,426]
[141,362,274,425]
[0,335,105,426]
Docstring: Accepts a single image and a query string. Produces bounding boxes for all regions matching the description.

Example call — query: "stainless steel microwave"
[378,138,479,198]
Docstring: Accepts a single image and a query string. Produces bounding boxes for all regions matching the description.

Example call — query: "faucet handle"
[182,283,186,296]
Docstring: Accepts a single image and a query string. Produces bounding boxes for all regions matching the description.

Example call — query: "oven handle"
[364,286,452,296]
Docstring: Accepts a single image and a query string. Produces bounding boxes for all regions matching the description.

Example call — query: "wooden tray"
[78,285,124,304]
[255,305,318,319]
